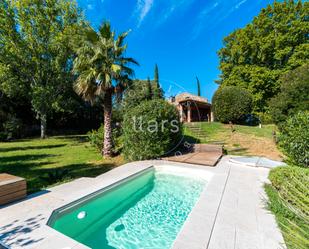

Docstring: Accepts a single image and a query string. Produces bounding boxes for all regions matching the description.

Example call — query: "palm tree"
[73,22,138,157]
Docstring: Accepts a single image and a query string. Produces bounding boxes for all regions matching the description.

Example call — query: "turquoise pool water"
[49,168,207,249]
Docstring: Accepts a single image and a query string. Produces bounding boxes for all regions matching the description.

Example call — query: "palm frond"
[99,21,112,39]
[115,29,130,48]
[73,21,137,103]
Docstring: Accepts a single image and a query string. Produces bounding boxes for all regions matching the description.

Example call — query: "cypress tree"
[153,64,163,99]
[147,77,152,99]
[196,76,201,96]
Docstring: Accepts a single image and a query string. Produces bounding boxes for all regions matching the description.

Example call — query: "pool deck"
[0,156,285,249]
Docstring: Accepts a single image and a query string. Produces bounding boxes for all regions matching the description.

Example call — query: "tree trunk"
[102,91,113,157]
[40,114,47,139]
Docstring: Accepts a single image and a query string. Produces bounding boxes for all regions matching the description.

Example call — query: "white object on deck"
[229,156,286,168]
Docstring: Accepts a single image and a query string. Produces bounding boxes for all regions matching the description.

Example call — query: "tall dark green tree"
[152,64,164,99]
[196,76,201,96]
[217,0,309,112]
[147,77,152,99]
[0,0,83,138]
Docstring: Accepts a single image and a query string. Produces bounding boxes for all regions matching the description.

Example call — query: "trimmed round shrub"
[123,99,182,161]
[279,111,309,167]
[212,86,253,123]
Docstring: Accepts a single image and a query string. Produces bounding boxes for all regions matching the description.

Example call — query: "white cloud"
[159,0,196,24]
[190,2,220,41]
[134,0,197,29]
[87,4,94,10]
[136,0,154,27]
[235,0,248,9]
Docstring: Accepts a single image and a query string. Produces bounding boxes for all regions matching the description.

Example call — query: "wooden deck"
[0,173,26,206]
[164,144,223,166]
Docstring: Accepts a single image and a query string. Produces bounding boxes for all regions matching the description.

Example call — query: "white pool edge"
[0,160,220,249]
[171,162,230,249]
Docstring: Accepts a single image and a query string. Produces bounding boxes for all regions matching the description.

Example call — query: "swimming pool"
[48,166,209,249]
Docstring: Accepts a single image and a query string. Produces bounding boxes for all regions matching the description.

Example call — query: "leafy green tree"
[152,64,164,99]
[212,86,253,123]
[0,0,83,138]
[217,0,309,112]
[269,64,309,127]
[122,79,153,109]
[73,22,138,157]
[196,76,201,96]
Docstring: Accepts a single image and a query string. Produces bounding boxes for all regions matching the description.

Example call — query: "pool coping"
[171,159,231,249]
[0,156,284,249]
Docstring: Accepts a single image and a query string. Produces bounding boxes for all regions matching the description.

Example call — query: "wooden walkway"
[164,144,223,166]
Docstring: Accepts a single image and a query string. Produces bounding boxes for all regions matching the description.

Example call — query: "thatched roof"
[172,92,209,104]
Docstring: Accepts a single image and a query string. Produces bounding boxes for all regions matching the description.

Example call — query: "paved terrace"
[0,156,285,249]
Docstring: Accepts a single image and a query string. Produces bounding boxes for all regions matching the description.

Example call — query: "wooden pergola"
[169,93,213,123]
[178,100,212,122]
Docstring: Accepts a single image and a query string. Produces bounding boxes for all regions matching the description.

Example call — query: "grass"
[265,166,309,249]
[0,135,124,193]
[184,122,283,160]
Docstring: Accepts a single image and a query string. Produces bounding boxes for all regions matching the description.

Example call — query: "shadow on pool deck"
[0,214,45,248]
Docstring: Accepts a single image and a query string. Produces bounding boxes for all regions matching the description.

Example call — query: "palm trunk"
[40,113,47,139]
[102,90,113,157]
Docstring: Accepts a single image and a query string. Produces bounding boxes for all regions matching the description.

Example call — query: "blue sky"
[77,0,276,101]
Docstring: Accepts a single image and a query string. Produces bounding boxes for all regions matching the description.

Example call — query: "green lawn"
[184,122,282,160]
[185,122,276,141]
[0,136,124,193]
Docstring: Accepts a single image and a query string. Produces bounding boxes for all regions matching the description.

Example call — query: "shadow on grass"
[0,153,57,194]
[0,140,118,194]
[27,162,116,194]
[227,147,249,155]
[55,135,88,143]
[182,134,201,145]
[0,154,56,164]
[0,144,66,153]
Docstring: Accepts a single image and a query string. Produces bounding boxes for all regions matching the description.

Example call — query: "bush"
[87,125,123,155]
[279,111,309,167]
[212,86,253,123]
[255,111,273,125]
[267,166,309,249]
[1,116,23,141]
[269,64,309,128]
[87,125,104,152]
[123,99,182,161]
